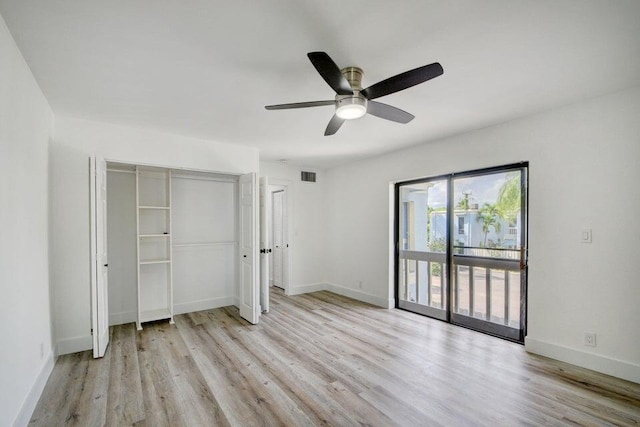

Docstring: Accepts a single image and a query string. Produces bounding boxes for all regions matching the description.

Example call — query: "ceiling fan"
[265,52,444,136]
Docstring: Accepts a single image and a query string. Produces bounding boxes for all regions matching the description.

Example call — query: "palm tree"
[476,203,501,246]
[496,173,520,223]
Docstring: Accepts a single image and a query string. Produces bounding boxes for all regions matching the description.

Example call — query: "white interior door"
[90,157,109,358]
[238,173,259,324]
[259,176,270,313]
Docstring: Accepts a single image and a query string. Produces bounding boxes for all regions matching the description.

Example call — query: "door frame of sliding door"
[394,162,529,343]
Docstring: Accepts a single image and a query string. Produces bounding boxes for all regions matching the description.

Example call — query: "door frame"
[259,176,270,313]
[394,162,529,343]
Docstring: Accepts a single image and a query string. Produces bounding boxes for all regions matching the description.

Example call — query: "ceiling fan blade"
[361,62,444,100]
[324,114,345,136]
[265,100,335,110]
[367,101,415,124]
[307,52,353,95]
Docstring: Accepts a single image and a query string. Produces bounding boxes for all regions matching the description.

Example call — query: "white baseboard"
[13,351,55,427]
[56,335,92,356]
[525,337,640,384]
[108,298,237,326]
[174,296,235,315]
[287,283,327,295]
[325,283,390,308]
[110,310,136,326]
[285,282,390,308]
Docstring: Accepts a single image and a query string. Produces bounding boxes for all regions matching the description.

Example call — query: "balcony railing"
[399,247,523,329]
[452,254,521,329]
[453,245,520,260]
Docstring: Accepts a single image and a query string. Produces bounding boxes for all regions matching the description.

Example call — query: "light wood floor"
[31,290,640,426]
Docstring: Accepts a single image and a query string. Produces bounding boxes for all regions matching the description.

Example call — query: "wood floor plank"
[31,289,640,426]
[105,323,145,426]
[136,323,187,426]
[175,313,268,426]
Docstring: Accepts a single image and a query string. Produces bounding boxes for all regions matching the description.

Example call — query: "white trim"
[525,337,640,384]
[286,282,392,308]
[287,283,327,295]
[326,283,391,308]
[109,311,137,326]
[57,335,93,355]
[173,296,236,315]
[111,297,238,325]
[12,351,55,427]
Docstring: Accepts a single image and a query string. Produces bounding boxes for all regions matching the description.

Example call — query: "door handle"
[243,255,247,258]
[268,249,272,253]
[104,264,108,267]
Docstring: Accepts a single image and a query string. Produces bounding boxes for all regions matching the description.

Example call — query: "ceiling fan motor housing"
[342,66,364,90]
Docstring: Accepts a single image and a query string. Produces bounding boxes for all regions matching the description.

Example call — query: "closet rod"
[173,241,237,248]
[171,174,238,184]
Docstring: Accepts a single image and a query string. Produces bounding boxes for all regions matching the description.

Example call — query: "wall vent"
[301,171,316,182]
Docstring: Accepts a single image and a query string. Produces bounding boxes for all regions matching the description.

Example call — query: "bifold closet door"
[239,173,259,324]
[90,157,110,358]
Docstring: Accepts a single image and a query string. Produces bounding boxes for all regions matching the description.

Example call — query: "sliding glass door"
[397,178,448,321]
[395,164,528,342]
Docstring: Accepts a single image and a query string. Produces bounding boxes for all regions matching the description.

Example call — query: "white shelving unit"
[136,166,174,330]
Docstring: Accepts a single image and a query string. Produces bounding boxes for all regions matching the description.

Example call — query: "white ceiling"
[2,1,640,168]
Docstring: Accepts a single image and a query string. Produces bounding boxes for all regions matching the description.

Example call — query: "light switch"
[581,229,592,243]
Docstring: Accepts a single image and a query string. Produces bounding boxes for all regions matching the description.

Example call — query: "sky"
[426,171,519,208]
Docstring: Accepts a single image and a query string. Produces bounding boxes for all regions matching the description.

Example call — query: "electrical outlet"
[584,332,596,347]
[581,229,592,243]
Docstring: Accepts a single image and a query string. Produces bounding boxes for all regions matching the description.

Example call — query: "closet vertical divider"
[136,166,174,330]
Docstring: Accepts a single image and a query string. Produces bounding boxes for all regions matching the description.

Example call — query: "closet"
[105,162,242,330]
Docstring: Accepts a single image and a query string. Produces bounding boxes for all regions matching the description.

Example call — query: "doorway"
[396,163,528,342]
[269,185,289,291]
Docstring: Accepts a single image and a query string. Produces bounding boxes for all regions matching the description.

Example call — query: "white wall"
[259,162,326,294]
[0,13,55,427]
[322,87,640,383]
[51,116,259,354]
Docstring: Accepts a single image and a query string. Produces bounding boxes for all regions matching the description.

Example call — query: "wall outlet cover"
[584,332,596,347]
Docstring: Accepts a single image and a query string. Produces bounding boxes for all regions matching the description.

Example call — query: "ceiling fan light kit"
[335,96,367,120]
[265,51,443,136]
